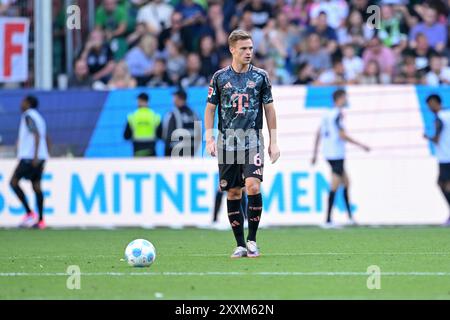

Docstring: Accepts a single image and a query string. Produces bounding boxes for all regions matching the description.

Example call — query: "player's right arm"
[205,73,220,157]
[204,102,217,157]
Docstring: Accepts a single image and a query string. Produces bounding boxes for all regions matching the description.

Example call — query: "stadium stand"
[1,0,450,88]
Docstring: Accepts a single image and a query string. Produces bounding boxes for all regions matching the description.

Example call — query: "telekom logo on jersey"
[231,93,249,114]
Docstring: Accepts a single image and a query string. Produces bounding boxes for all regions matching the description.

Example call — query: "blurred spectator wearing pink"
[362,37,396,78]
[282,0,311,27]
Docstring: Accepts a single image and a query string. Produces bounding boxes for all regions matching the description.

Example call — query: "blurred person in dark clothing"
[199,35,221,80]
[293,62,316,85]
[68,60,94,89]
[156,88,201,157]
[158,11,191,52]
[145,59,173,87]
[180,53,207,88]
[80,29,116,84]
[175,0,207,52]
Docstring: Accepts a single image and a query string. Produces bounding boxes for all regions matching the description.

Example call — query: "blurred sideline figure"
[10,96,50,230]
[123,92,161,157]
[312,89,370,228]
[156,88,202,157]
[424,94,450,225]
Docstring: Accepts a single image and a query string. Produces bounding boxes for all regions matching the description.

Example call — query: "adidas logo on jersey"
[252,169,263,176]
[224,82,232,89]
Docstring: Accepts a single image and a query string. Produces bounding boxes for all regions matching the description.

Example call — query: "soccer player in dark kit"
[204,30,280,258]
[424,94,450,225]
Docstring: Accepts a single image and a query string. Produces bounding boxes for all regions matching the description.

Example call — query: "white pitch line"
[1,271,450,277]
[188,252,450,257]
[2,252,450,260]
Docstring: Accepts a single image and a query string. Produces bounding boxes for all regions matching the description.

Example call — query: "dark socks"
[327,191,336,223]
[10,183,32,214]
[343,188,352,219]
[214,191,248,223]
[36,190,44,221]
[439,187,450,217]
[443,191,450,207]
[227,199,246,247]
[213,190,223,222]
[247,194,263,242]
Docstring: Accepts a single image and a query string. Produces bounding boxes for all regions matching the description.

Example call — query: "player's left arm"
[262,73,280,164]
[424,118,443,144]
[335,112,370,152]
[25,115,40,166]
[193,113,203,154]
[264,102,280,164]
[46,134,52,156]
[339,129,370,152]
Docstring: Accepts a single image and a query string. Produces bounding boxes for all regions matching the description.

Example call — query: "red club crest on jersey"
[208,86,213,98]
[247,80,256,88]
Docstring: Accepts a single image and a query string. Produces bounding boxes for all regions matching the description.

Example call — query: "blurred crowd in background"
[2,0,450,89]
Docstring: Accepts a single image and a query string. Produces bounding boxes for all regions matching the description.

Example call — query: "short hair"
[173,88,187,100]
[154,57,166,65]
[73,58,84,67]
[307,32,320,40]
[342,43,354,50]
[137,93,149,102]
[228,29,252,47]
[333,89,346,102]
[415,32,426,41]
[25,95,38,109]
[332,57,343,67]
[297,62,308,74]
[370,35,381,44]
[426,94,442,104]
[430,53,443,60]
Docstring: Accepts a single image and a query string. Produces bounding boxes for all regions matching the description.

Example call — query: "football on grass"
[125,239,156,267]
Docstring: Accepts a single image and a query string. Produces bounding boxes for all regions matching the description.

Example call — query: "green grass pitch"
[1,227,450,299]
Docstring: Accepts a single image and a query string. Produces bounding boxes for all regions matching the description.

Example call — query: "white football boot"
[230,246,247,259]
[246,241,260,258]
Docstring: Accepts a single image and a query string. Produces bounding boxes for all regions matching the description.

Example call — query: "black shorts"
[218,148,264,191]
[327,159,345,176]
[12,159,45,182]
[439,163,450,183]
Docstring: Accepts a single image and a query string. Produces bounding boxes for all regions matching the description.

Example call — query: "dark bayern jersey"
[207,64,273,151]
